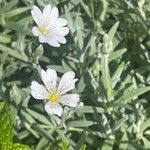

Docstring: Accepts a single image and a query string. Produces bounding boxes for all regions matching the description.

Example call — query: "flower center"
[38,26,49,35]
[48,93,59,103]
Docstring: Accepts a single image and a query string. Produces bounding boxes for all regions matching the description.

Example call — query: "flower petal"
[45,102,63,116]
[30,81,48,100]
[55,34,66,44]
[32,26,39,36]
[31,5,42,25]
[50,7,59,20]
[42,4,52,26]
[47,36,60,47]
[49,18,67,29]
[57,18,67,27]
[48,34,66,44]
[39,35,47,43]
[53,27,69,36]
[41,69,57,91]
[57,71,78,95]
[60,94,79,107]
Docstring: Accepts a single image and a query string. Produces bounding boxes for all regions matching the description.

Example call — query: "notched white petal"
[53,27,69,36]
[43,4,51,16]
[51,18,67,28]
[58,18,67,26]
[46,68,57,89]
[55,34,67,44]
[45,102,63,116]
[42,4,52,26]
[31,5,42,25]
[33,5,42,14]
[41,69,57,91]
[30,81,48,100]
[47,37,60,47]
[60,94,79,107]
[50,7,59,20]
[57,71,78,95]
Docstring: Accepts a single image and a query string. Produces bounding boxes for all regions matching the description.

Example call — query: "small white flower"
[30,69,79,116]
[31,4,69,47]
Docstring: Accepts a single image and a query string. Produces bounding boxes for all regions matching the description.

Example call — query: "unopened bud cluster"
[101,34,113,54]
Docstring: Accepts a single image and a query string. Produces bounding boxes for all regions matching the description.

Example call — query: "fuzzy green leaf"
[108,21,119,40]
[115,86,150,103]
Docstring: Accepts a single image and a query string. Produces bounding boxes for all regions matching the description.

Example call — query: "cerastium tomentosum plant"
[30,4,80,126]
[1,0,150,149]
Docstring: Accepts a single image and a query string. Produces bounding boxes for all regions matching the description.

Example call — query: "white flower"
[30,69,79,116]
[31,4,69,47]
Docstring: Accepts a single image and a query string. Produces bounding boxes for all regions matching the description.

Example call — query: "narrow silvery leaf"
[112,62,124,88]
[111,116,128,132]
[101,54,114,101]
[115,86,150,103]
[109,48,127,61]
[68,120,96,127]
[108,21,119,40]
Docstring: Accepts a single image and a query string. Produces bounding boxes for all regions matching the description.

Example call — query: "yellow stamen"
[38,26,49,35]
[48,93,59,103]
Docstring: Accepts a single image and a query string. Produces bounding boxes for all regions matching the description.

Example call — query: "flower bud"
[35,45,43,59]
[101,34,113,54]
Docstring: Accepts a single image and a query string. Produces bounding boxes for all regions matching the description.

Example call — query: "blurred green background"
[0,0,150,149]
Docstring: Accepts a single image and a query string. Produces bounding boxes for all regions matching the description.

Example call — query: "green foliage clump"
[0,102,32,150]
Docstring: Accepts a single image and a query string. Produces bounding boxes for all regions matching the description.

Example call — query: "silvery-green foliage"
[0,0,150,149]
